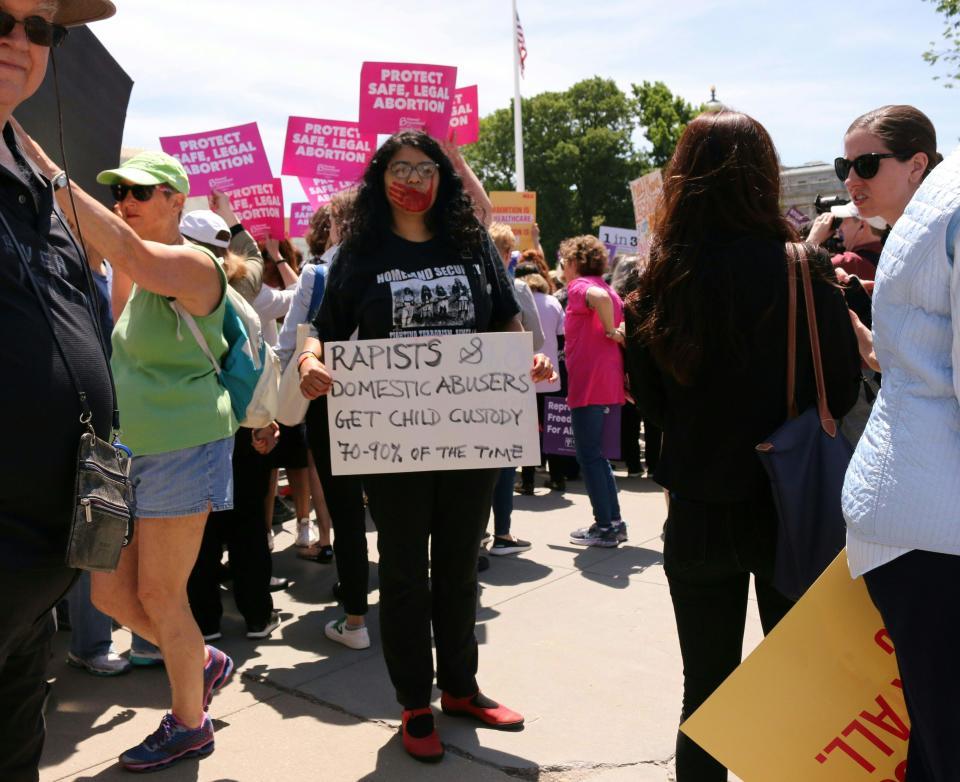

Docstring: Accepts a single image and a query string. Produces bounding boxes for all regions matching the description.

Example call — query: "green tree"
[923,0,960,86]
[464,77,696,262]
[632,81,701,167]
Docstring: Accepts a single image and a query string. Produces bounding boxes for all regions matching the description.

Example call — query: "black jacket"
[624,237,862,503]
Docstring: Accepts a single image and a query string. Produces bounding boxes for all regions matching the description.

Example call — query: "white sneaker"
[67,650,132,676]
[324,617,370,650]
[295,518,319,547]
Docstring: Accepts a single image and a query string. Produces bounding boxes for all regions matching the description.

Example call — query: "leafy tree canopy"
[923,0,960,87]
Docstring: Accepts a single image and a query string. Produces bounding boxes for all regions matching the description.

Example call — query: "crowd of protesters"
[2,2,959,781]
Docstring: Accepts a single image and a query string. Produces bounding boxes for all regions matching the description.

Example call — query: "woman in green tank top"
[14,133,238,771]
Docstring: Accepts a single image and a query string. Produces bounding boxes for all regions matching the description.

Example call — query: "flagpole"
[511,0,525,192]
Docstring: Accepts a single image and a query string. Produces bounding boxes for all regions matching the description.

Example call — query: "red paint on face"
[388,180,435,213]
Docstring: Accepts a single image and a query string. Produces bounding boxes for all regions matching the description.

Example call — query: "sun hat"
[97,151,190,195]
[180,211,231,249]
[830,203,888,231]
[54,0,117,27]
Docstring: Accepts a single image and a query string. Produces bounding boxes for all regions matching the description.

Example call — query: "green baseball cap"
[97,151,190,195]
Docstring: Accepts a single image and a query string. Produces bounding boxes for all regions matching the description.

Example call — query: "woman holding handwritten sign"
[298,131,553,762]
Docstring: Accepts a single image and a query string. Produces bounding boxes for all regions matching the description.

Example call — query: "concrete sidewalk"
[40,469,762,781]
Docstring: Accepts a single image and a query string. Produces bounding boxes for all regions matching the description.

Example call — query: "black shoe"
[489,536,532,556]
[269,576,290,592]
[513,481,534,496]
[246,609,281,639]
[545,477,566,492]
[272,496,295,525]
[478,555,490,572]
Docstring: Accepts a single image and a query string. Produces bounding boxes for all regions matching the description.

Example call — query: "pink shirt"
[564,276,625,409]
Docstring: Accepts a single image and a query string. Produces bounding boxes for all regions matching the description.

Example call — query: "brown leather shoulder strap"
[785,243,798,419]
[795,244,839,438]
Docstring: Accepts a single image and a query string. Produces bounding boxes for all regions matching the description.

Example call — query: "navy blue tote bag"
[756,245,853,601]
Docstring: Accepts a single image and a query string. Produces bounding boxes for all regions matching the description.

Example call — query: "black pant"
[0,565,77,782]
[864,550,960,782]
[643,419,662,474]
[663,492,793,782]
[364,468,497,709]
[188,429,273,632]
[521,393,565,487]
[306,397,369,616]
[620,400,642,472]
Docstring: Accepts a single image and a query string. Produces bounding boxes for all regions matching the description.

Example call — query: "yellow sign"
[681,554,909,782]
[490,191,537,251]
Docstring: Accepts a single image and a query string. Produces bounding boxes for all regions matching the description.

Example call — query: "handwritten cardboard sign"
[299,177,359,209]
[359,61,458,138]
[226,179,284,242]
[325,332,539,475]
[681,553,909,782]
[160,122,272,197]
[282,117,377,182]
[490,191,537,251]
[449,85,479,145]
[628,170,663,261]
[542,397,621,459]
[289,202,314,239]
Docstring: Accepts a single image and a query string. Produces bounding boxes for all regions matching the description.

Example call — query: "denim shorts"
[131,437,234,518]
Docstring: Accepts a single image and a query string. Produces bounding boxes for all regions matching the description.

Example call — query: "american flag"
[516,11,528,78]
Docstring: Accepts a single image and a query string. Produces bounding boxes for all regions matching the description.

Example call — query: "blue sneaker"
[612,520,628,543]
[203,645,233,710]
[119,713,214,772]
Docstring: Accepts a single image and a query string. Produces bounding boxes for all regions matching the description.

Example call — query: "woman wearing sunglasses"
[298,130,553,762]
[13,133,239,771]
[839,106,960,781]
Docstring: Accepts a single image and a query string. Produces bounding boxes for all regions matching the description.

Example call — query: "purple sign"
[542,397,621,459]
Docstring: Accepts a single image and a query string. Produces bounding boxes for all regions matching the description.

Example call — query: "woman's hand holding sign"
[531,353,557,385]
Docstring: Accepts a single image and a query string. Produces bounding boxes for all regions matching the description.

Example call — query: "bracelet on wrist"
[297,351,320,371]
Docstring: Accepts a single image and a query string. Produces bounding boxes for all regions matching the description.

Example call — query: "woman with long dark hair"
[624,110,861,781]
[838,106,957,781]
[298,131,552,762]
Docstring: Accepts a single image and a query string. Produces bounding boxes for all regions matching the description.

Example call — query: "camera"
[814,194,849,214]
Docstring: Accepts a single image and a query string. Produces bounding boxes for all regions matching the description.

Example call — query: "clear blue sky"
[92,0,959,207]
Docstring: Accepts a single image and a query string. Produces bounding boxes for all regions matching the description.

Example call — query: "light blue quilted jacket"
[843,147,960,554]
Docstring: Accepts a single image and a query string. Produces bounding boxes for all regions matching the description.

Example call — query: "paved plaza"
[40,469,763,781]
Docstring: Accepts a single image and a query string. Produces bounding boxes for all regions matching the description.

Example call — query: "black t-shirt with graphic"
[315,231,519,342]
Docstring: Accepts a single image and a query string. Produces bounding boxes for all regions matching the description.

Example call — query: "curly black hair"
[340,131,485,256]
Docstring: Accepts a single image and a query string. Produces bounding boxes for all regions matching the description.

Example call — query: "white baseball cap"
[180,210,231,249]
[830,203,887,231]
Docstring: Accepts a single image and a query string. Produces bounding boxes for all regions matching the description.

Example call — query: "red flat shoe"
[440,691,524,730]
[401,707,444,762]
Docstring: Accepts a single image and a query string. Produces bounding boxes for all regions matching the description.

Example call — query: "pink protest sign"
[299,177,359,209]
[160,122,273,197]
[289,202,314,239]
[359,61,457,138]
[449,85,479,145]
[282,117,377,181]
[227,179,285,242]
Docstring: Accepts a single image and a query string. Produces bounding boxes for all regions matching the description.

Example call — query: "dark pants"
[365,468,498,709]
[864,550,960,782]
[664,492,794,782]
[621,400,642,472]
[188,429,273,632]
[0,566,77,782]
[520,393,565,488]
[643,419,662,474]
[306,397,369,616]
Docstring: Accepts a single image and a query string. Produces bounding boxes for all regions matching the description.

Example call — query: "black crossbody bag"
[0,206,136,572]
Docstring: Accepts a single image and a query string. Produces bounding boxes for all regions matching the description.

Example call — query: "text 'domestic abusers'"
[325,332,540,475]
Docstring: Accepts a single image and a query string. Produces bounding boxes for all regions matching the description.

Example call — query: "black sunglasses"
[110,183,172,203]
[0,10,67,47]
[834,153,900,181]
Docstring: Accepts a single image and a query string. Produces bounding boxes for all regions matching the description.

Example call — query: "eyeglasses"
[834,153,900,181]
[0,10,67,47]
[388,161,439,181]
[110,183,173,203]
